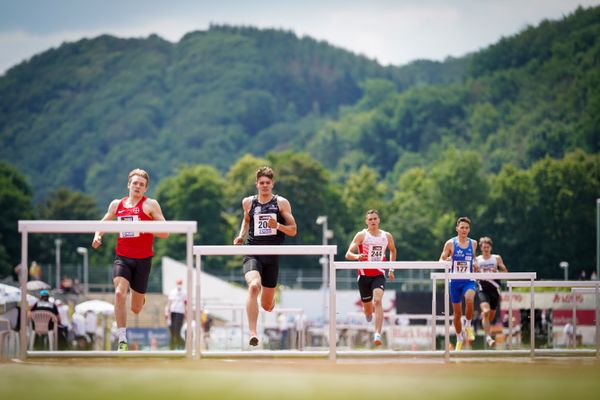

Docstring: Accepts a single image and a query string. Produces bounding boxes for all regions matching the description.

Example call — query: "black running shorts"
[113,255,153,294]
[477,287,500,310]
[243,255,280,288]
[357,274,386,302]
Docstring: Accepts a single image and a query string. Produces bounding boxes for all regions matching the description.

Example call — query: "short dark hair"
[366,209,379,216]
[456,216,471,226]
[256,166,274,181]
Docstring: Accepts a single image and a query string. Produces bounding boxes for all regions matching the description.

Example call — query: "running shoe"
[486,336,496,347]
[365,313,373,323]
[455,339,463,351]
[373,332,382,346]
[465,326,475,342]
[117,341,128,351]
[249,336,259,347]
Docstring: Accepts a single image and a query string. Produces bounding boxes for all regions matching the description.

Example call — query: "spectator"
[165,278,187,350]
[84,310,98,350]
[30,289,60,349]
[29,261,42,281]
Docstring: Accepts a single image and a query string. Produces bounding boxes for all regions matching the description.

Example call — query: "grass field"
[2,357,600,400]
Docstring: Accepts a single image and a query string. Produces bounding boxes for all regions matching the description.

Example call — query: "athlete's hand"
[92,235,102,249]
[233,236,244,245]
[388,270,395,281]
[267,217,278,229]
[357,253,367,261]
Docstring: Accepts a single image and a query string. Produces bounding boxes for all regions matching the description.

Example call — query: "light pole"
[54,238,62,289]
[560,261,569,281]
[77,247,89,296]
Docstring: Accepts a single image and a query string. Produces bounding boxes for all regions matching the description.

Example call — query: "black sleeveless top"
[247,195,285,245]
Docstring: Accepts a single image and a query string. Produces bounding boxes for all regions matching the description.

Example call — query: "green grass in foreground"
[2,358,600,400]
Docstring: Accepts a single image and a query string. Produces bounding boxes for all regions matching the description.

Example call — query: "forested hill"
[0,25,466,204]
[1,5,599,208]
[308,5,600,179]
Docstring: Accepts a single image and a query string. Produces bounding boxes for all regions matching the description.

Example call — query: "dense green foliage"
[1,7,599,282]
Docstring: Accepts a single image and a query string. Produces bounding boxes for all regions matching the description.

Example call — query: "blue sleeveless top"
[451,237,474,280]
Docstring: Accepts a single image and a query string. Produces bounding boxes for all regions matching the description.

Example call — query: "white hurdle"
[507,280,600,357]
[18,220,197,360]
[333,261,450,360]
[193,245,337,360]
[570,287,600,354]
[430,272,536,360]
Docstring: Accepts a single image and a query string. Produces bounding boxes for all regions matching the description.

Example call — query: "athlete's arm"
[497,255,508,272]
[439,240,453,261]
[233,197,252,245]
[147,198,169,239]
[345,231,366,261]
[92,199,119,249]
[271,197,297,237]
[386,232,396,281]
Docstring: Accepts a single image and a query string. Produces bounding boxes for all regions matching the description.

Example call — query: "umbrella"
[75,299,114,315]
[0,283,38,306]
[26,280,51,291]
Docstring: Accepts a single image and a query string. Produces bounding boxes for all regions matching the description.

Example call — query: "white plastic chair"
[28,310,58,351]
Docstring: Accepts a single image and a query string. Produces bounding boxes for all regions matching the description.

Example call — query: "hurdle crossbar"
[193,244,337,360]
[430,272,536,359]
[332,261,450,361]
[18,220,197,360]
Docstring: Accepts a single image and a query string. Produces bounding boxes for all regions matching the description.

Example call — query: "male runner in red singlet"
[233,166,297,347]
[345,209,396,346]
[92,168,168,351]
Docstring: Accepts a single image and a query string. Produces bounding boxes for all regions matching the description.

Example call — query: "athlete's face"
[455,221,470,238]
[365,213,380,229]
[256,176,273,195]
[480,242,492,256]
[128,175,148,197]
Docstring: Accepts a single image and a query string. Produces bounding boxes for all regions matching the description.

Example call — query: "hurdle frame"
[193,245,337,360]
[18,220,197,360]
[507,280,600,357]
[332,261,450,360]
[570,287,600,353]
[430,272,536,359]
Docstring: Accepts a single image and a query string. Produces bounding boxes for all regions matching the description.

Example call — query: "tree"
[155,165,229,271]
[0,161,33,279]
[34,188,103,275]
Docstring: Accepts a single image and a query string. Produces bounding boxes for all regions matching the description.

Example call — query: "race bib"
[118,215,140,238]
[368,245,384,261]
[454,261,470,273]
[254,213,277,236]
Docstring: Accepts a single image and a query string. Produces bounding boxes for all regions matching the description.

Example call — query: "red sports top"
[115,196,154,259]
[358,229,389,277]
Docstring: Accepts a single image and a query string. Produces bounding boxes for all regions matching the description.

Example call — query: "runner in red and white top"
[345,209,396,346]
[91,168,168,351]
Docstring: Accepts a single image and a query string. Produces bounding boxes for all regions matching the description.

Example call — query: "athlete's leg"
[260,286,276,312]
[452,302,463,336]
[464,289,476,321]
[362,301,373,319]
[373,288,384,334]
[130,288,145,314]
[245,270,262,339]
[480,301,491,337]
[113,276,130,329]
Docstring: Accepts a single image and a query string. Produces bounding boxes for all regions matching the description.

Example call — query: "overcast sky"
[1,0,599,75]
